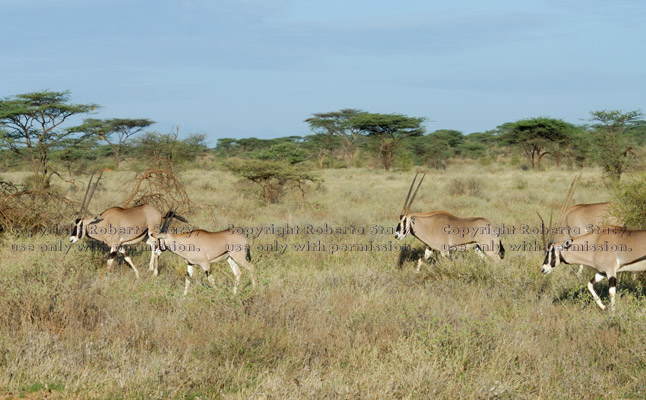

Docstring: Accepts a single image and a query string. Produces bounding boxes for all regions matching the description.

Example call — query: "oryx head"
[70,171,103,243]
[538,174,580,274]
[395,173,425,240]
[541,240,572,274]
[152,210,188,255]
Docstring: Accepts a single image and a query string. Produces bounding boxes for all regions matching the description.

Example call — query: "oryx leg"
[197,262,215,287]
[471,244,486,260]
[439,246,450,258]
[416,247,434,272]
[608,275,617,312]
[481,240,503,261]
[588,272,607,310]
[118,246,140,279]
[230,252,257,289]
[183,263,195,296]
[576,265,584,277]
[184,262,214,295]
[107,246,118,272]
[226,256,242,295]
[205,269,216,287]
[145,236,159,275]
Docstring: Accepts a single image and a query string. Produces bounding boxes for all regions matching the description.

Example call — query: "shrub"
[226,158,320,204]
[513,178,528,190]
[477,156,492,167]
[446,177,483,197]
[610,173,646,229]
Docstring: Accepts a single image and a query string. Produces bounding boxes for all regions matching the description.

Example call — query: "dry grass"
[1,164,646,399]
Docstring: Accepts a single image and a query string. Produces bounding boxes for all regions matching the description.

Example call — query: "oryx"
[537,176,638,310]
[540,226,644,311]
[559,201,621,276]
[153,213,257,295]
[69,172,179,278]
[539,174,622,275]
[394,173,505,270]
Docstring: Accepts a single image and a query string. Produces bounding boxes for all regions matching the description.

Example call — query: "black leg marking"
[609,276,617,287]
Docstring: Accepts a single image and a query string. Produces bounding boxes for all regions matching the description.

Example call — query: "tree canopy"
[75,118,154,168]
[0,90,98,188]
[351,112,425,170]
[588,110,643,180]
[499,117,578,170]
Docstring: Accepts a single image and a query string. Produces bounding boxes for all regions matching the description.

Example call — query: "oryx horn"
[160,210,176,234]
[408,173,426,211]
[78,171,103,218]
[549,173,581,245]
[536,211,547,251]
[402,173,426,213]
[402,173,418,213]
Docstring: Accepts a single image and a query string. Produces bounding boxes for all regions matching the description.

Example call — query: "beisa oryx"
[69,171,182,278]
[153,213,257,295]
[557,200,621,276]
[394,173,505,270]
[539,178,640,311]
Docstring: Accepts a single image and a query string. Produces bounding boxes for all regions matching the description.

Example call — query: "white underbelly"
[618,259,646,273]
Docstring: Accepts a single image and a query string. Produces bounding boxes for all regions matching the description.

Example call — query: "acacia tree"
[499,118,577,170]
[132,127,208,170]
[302,133,340,168]
[77,118,154,168]
[226,143,319,205]
[410,130,463,168]
[305,109,363,166]
[459,131,499,159]
[589,110,643,180]
[0,90,98,189]
[351,112,425,170]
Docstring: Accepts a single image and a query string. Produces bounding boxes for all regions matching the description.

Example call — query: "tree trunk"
[318,149,329,168]
[536,153,544,170]
[380,139,397,171]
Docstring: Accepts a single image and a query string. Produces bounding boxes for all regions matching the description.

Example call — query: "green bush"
[611,173,646,229]
[226,158,320,204]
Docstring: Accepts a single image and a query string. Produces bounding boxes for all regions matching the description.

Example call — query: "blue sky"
[1,0,644,143]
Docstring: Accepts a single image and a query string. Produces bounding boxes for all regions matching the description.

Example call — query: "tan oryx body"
[558,202,621,276]
[538,175,635,310]
[153,216,257,295]
[541,226,645,310]
[561,202,617,237]
[71,205,163,278]
[395,174,504,270]
[69,172,179,278]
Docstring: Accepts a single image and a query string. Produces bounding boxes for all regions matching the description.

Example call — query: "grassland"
[1,164,646,399]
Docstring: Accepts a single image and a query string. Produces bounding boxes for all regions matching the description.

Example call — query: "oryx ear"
[173,214,188,223]
[563,239,572,249]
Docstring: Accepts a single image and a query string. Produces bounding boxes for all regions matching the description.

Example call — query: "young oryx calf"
[153,215,257,295]
[394,173,505,270]
[541,227,646,311]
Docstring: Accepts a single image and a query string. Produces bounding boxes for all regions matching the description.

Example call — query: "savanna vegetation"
[1,90,646,398]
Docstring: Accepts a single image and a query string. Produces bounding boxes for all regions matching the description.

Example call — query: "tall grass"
[1,165,645,399]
